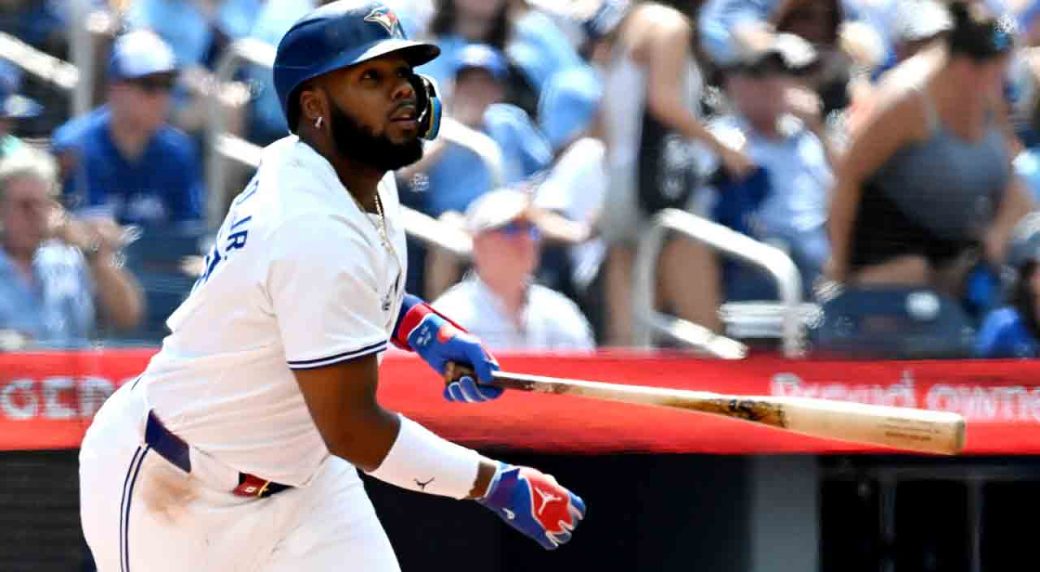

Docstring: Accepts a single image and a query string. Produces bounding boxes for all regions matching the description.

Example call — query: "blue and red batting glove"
[479,462,586,550]
[393,294,501,402]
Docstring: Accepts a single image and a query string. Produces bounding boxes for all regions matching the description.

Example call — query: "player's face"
[321,55,424,170]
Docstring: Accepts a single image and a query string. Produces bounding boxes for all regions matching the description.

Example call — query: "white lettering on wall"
[0,378,38,420]
[43,377,76,420]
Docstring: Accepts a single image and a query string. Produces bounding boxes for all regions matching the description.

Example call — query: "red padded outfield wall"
[1,349,1039,454]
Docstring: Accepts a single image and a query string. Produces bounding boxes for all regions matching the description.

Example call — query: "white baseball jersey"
[139,136,407,486]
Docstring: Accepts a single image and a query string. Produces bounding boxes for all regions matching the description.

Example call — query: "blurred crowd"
[5,0,1040,359]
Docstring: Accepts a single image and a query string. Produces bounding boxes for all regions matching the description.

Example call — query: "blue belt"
[144,411,292,498]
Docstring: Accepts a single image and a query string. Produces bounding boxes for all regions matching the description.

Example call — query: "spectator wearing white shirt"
[433,188,595,351]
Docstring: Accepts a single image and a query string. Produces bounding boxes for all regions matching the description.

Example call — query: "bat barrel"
[490,372,966,455]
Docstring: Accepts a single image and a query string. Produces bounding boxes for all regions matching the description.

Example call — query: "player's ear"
[298,82,327,129]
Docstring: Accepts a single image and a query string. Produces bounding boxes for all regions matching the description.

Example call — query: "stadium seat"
[807,286,976,359]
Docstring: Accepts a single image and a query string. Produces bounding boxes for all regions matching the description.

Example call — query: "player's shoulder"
[255,138,351,215]
[262,209,377,277]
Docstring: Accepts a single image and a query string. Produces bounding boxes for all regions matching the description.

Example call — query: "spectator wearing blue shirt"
[976,213,1040,358]
[711,34,833,294]
[0,148,142,347]
[51,30,204,228]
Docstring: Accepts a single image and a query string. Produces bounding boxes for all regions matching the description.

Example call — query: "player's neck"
[304,138,382,211]
[337,160,383,212]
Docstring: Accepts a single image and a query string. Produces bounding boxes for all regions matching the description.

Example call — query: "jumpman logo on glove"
[478,463,585,550]
[534,487,563,516]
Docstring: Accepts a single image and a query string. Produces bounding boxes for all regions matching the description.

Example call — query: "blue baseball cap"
[538,66,602,150]
[108,30,178,82]
[454,44,508,81]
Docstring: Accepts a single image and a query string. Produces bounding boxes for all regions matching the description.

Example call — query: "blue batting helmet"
[274,0,440,134]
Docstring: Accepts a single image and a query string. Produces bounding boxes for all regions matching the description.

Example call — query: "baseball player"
[78,2,584,570]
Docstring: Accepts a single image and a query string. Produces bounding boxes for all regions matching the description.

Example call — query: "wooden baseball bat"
[486,370,966,455]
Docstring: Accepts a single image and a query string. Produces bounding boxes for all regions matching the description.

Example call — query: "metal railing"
[205,39,505,258]
[632,208,805,358]
[0,32,78,92]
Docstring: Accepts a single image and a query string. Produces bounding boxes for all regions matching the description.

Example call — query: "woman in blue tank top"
[827,1,1034,297]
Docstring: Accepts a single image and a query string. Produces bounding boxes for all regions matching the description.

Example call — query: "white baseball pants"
[79,382,400,571]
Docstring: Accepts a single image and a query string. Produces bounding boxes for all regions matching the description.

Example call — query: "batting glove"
[393,294,501,402]
[479,462,586,550]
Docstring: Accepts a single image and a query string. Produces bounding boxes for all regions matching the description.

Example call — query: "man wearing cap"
[78,3,584,570]
[51,30,203,227]
[433,188,595,351]
[711,34,833,294]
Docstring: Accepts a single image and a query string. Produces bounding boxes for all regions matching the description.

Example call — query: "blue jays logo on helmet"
[364,6,404,38]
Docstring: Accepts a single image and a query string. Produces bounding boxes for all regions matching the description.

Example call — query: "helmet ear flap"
[410,73,442,140]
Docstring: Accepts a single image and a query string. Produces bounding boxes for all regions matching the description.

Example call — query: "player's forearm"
[340,414,499,500]
[324,405,402,473]
[366,413,495,499]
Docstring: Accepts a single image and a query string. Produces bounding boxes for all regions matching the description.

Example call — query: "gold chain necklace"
[352,189,397,261]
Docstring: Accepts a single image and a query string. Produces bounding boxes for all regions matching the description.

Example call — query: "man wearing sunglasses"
[51,30,203,228]
[433,188,595,351]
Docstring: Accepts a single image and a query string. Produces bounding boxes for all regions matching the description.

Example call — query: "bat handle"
[444,363,529,391]
[443,361,475,384]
